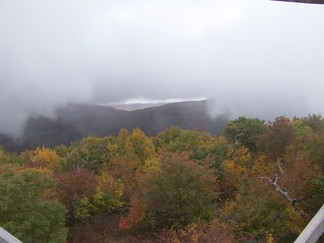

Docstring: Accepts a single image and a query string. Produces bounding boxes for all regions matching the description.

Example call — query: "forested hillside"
[0,115,323,242]
[0,101,227,152]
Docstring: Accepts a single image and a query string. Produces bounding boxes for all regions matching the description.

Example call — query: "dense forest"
[0,115,323,242]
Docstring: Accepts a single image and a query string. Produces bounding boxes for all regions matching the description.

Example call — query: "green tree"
[0,166,67,243]
[74,170,124,223]
[154,127,218,160]
[221,179,303,242]
[56,168,124,225]
[209,135,229,179]
[300,114,324,133]
[107,128,129,157]
[313,175,324,193]
[223,117,267,152]
[0,145,11,163]
[64,136,113,173]
[301,133,324,167]
[120,152,218,232]
[56,169,97,225]
[290,119,313,138]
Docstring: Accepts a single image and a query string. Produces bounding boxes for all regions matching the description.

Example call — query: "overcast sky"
[1,0,324,136]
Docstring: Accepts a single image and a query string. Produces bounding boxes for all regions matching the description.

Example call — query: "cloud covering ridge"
[0,0,323,136]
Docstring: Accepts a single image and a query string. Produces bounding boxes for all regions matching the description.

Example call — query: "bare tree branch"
[152,233,171,243]
[259,176,296,203]
[29,152,35,163]
[277,163,285,175]
[259,176,307,216]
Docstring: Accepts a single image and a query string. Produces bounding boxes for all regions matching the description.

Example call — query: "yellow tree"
[222,146,252,200]
[125,128,158,171]
[26,146,60,172]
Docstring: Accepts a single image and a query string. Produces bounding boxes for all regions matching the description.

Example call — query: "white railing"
[0,228,22,243]
[295,204,324,243]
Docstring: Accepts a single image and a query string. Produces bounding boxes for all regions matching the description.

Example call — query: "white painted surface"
[0,228,22,243]
[295,204,324,243]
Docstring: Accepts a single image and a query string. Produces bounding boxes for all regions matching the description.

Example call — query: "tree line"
[0,114,323,242]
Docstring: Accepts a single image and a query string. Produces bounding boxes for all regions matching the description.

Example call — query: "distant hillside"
[0,100,228,151]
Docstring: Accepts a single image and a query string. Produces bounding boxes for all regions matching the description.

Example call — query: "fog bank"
[1,0,323,136]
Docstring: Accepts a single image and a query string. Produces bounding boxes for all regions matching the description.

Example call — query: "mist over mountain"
[0,1,324,137]
[0,100,227,151]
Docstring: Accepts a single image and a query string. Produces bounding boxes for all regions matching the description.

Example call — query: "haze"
[1,0,324,136]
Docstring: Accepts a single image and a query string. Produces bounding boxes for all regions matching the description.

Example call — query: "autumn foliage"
[0,116,323,242]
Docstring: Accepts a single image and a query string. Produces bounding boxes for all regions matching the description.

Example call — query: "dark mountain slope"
[55,104,129,136]
[1,100,228,151]
[128,101,224,135]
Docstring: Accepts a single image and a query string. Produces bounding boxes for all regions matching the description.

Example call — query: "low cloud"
[1,0,323,136]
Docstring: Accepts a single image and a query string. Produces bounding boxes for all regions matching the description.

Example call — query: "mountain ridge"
[0,100,228,152]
